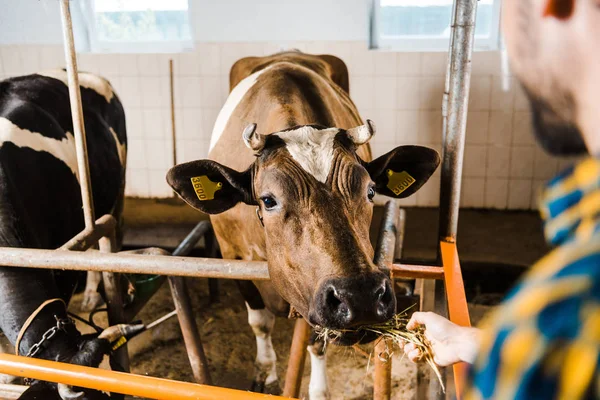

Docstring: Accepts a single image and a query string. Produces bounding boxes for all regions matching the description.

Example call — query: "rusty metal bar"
[59,0,95,229]
[373,201,400,400]
[0,247,270,280]
[100,231,130,376]
[59,214,116,252]
[390,263,444,280]
[0,354,287,400]
[169,58,177,170]
[282,318,311,398]
[438,0,478,243]
[169,221,212,385]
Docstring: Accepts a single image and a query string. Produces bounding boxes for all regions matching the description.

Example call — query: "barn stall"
[0,0,564,399]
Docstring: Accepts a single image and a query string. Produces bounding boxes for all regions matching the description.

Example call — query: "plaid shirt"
[464,158,600,400]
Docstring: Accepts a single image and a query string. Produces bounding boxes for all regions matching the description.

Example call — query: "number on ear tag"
[190,176,223,201]
[386,170,415,196]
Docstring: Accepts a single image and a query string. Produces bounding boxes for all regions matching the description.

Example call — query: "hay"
[315,306,445,392]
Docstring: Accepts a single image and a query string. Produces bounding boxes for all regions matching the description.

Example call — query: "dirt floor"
[36,207,553,399]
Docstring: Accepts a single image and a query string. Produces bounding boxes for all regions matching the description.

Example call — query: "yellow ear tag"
[190,176,223,201]
[386,169,416,196]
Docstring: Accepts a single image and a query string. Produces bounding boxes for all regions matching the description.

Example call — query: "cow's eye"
[367,187,376,201]
[261,196,277,210]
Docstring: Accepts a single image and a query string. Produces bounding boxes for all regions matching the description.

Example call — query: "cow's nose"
[309,272,396,329]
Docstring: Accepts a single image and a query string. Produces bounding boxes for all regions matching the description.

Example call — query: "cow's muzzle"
[308,272,396,332]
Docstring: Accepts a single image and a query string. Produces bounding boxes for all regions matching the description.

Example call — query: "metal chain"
[25,315,74,358]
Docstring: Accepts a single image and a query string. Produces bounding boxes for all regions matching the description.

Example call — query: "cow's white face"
[168,121,440,344]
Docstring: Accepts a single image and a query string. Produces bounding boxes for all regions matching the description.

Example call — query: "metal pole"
[373,201,400,400]
[441,0,459,155]
[169,221,212,385]
[169,59,177,170]
[0,248,271,279]
[59,214,116,252]
[282,318,311,398]
[59,0,95,228]
[438,0,478,242]
[0,354,287,400]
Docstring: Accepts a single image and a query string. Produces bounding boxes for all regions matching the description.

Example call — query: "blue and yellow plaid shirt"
[465,158,600,399]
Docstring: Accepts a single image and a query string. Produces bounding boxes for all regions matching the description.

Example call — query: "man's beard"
[521,84,588,156]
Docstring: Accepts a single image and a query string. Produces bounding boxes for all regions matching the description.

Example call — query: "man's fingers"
[403,342,417,354]
[407,311,430,331]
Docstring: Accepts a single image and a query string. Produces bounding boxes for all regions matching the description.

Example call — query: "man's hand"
[400,312,481,367]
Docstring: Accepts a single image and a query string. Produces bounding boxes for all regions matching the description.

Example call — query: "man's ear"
[366,146,440,199]
[166,160,255,214]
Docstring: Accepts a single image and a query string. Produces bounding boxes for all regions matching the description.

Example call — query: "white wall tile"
[490,76,515,110]
[94,54,120,76]
[177,76,202,108]
[512,111,535,145]
[127,139,147,169]
[513,83,530,111]
[420,52,447,76]
[349,45,375,76]
[126,109,144,139]
[148,169,173,198]
[463,145,487,177]
[350,76,375,111]
[509,146,535,178]
[468,77,492,111]
[419,77,444,110]
[487,146,511,178]
[485,178,508,209]
[508,179,533,209]
[145,139,171,170]
[488,111,513,146]
[371,109,397,140]
[198,43,221,76]
[533,147,559,180]
[142,108,167,139]
[395,194,417,207]
[471,51,501,76]
[39,45,63,70]
[396,77,420,110]
[117,77,142,109]
[19,46,40,75]
[139,76,165,108]
[396,52,421,76]
[461,178,485,208]
[374,52,397,76]
[181,108,203,139]
[374,77,397,110]
[1,46,23,75]
[137,54,161,77]
[125,169,149,197]
[465,111,489,144]
[396,111,420,143]
[201,108,220,141]
[419,110,442,144]
[416,177,440,207]
[199,76,223,108]
[177,51,202,76]
[119,55,139,76]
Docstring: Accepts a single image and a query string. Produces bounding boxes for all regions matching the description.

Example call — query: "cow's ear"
[318,54,350,93]
[166,160,255,214]
[365,146,440,199]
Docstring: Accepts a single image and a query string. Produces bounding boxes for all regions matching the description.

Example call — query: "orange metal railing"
[0,353,287,400]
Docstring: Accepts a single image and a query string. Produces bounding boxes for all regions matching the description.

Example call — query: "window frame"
[73,0,194,54]
[369,0,503,52]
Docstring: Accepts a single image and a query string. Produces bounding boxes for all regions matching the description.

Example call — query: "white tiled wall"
[0,41,574,209]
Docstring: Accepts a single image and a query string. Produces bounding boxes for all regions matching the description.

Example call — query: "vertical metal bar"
[59,0,95,228]
[373,201,400,400]
[169,221,213,385]
[441,0,459,155]
[100,232,130,379]
[168,277,212,385]
[204,228,221,304]
[169,59,177,169]
[438,0,478,242]
[283,318,311,398]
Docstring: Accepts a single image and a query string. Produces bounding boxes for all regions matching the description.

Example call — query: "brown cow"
[167,51,439,398]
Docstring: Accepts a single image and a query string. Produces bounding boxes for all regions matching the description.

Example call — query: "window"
[370,0,502,51]
[73,0,193,53]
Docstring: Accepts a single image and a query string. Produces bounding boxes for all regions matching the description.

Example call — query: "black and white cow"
[0,69,127,400]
